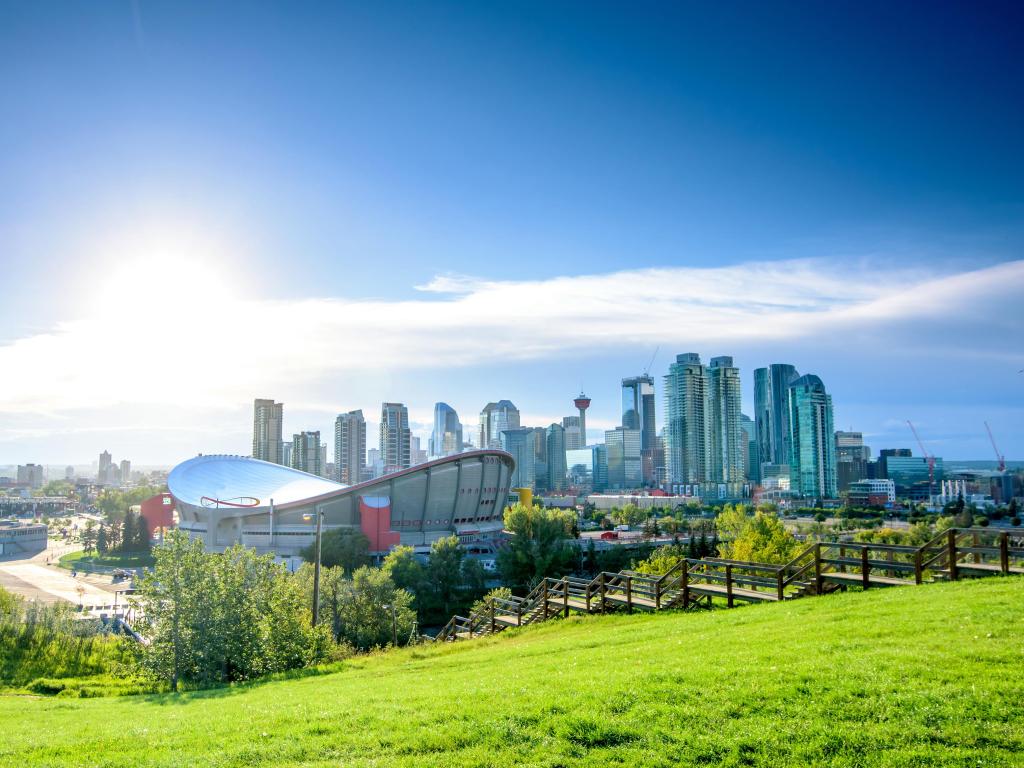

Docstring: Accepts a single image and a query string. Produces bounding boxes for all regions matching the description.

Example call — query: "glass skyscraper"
[546,423,567,492]
[788,374,837,499]
[664,352,708,485]
[754,364,799,480]
[500,427,536,490]
[479,400,520,450]
[605,427,642,489]
[430,402,463,457]
[707,356,743,489]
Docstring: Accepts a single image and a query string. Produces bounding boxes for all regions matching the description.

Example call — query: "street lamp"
[303,505,324,626]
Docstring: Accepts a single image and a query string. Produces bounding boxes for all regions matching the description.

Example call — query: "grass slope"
[2,578,1022,767]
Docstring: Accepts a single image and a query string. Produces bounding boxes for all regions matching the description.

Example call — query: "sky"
[0,1,1022,467]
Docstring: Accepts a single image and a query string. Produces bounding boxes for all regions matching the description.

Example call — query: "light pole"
[305,505,324,626]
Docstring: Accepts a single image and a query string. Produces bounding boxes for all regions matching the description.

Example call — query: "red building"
[140,492,176,535]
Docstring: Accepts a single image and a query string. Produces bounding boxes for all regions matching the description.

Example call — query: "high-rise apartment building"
[753,365,799,477]
[500,427,536,490]
[253,398,284,464]
[545,423,567,492]
[835,431,870,491]
[430,403,463,457]
[479,400,520,450]
[380,402,411,472]
[706,356,744,489]
[739,413,758,482]
[621,375,656,449]
[291,431,322,476]
[334,410,366,485]
[119,459,131,484]
[664,353,708,485]
[605,427,642,489]
[788,374,837,499]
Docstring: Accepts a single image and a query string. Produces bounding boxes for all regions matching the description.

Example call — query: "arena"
[168,450,515,558]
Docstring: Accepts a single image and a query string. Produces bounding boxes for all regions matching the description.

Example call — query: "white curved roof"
[168,455,346,509]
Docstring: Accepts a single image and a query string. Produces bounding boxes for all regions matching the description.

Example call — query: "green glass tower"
[788,374,837,499]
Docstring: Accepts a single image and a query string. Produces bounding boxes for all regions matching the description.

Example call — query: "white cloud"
[0,257,1021,421]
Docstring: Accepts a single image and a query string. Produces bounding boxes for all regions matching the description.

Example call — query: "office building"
[334,410,366,485]
[592,443,608,492]
[545,423,567,492]
[119,459,131,484]
[664,353,708,485]
[410,436,428,466]
[835,431,870,491]
[848,479,896,507]
[561,415,584,450]
[291,431,322,476]
[885,456,944,499]
[500,428,536,490]
[739,414,758,483]
[98,450,113,484]
[380,403,411,472]
[605,427,642,489]
[566,448,594,490]
[788,374,837,499]
[430,403,463,457]
[253,398,285,464]
[479,400,520,450]
[16,464,44,489]
[706,356,744,489]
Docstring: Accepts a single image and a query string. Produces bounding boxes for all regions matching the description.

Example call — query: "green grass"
[2,578,1023,767]
[57,550,155,570]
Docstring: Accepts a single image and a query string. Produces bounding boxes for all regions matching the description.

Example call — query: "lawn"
[57,550,155,571]
[1,577,1022,767]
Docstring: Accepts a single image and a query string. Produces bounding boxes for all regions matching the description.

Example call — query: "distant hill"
[945,460,1023,470]
[1,577,1021,766]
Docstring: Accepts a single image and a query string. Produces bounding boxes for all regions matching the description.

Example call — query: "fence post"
[726,564,734,608]
[814,543,822,594]
[1000,531,1009,575]
[490,601,496,634]
[542,580,549,620]
[625,575,633,613]
[861,546,870,589]
[914,548,923,585]
[948,529,959,581]
[517,601,522,626]
[600,572,607,614]
[973,532,981,564]
[655,577,662,610]
[682,561,690,608]
[776,568,784,601]
[563,579,569,618]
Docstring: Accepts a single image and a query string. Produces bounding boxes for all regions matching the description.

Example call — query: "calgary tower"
[573,392,591,447]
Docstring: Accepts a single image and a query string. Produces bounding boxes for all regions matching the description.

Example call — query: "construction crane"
[643,346,660,377]
[906,420,936,499]
[985,421,1006,472]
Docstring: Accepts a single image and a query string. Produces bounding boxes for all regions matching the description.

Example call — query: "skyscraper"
[98,450,113,484]
[664,353,708,485]
[291,431,322,476]
[561,415,584,450]
[119,459,131,483]
[430,402,463,457]
[835,431,870,491]
[253,398,284,464]
[479,400,520,450]
[605,427,642,489]
[706,356,743,489]
[380,402,411,472]
[500,427,536,490]
[788,374,837,499]
[739,414,758,482]
[621,375,656,449]
[545,423,567,492]
[573,392,591,445]
[334,410,366,485]
[753,365,799,476]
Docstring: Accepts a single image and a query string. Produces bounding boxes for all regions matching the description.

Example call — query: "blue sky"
[0,1,1021,466]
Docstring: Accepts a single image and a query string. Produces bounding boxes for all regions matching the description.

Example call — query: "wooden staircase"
[434,527,1024,642]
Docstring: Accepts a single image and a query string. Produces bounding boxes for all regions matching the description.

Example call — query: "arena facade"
[167,450,515,558]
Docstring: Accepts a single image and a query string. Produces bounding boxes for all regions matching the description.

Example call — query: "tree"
[469,586,513,618]
[303,565,415,650]
[633,544,687,576]
[81,520,98,555]
[381,545,425,593]
[96,525,108,555]
[497,504,576,589]
[717,510,798,564]
[610,503,648,528]
[135,515,151,551]
[301,528,371,575]
[121,511,137,553]
[425,536,465,618]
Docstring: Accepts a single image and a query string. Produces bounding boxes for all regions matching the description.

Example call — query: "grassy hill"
[2,578,1022,767]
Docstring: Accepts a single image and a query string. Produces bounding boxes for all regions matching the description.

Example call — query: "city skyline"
[1,4,1022,464]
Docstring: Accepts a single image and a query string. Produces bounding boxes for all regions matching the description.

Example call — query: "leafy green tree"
[381,545,425,593]
[611,503,648,527]
[497,504,576,589]
[425,536,465,618]
[718,510,798,564]
[96,525,108,555]
[301,528,371,575]
[303,565,414,650]
[135,515,151,552]
[41,480,75,497]
[633,543,687,575]
[469,586,513,617]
